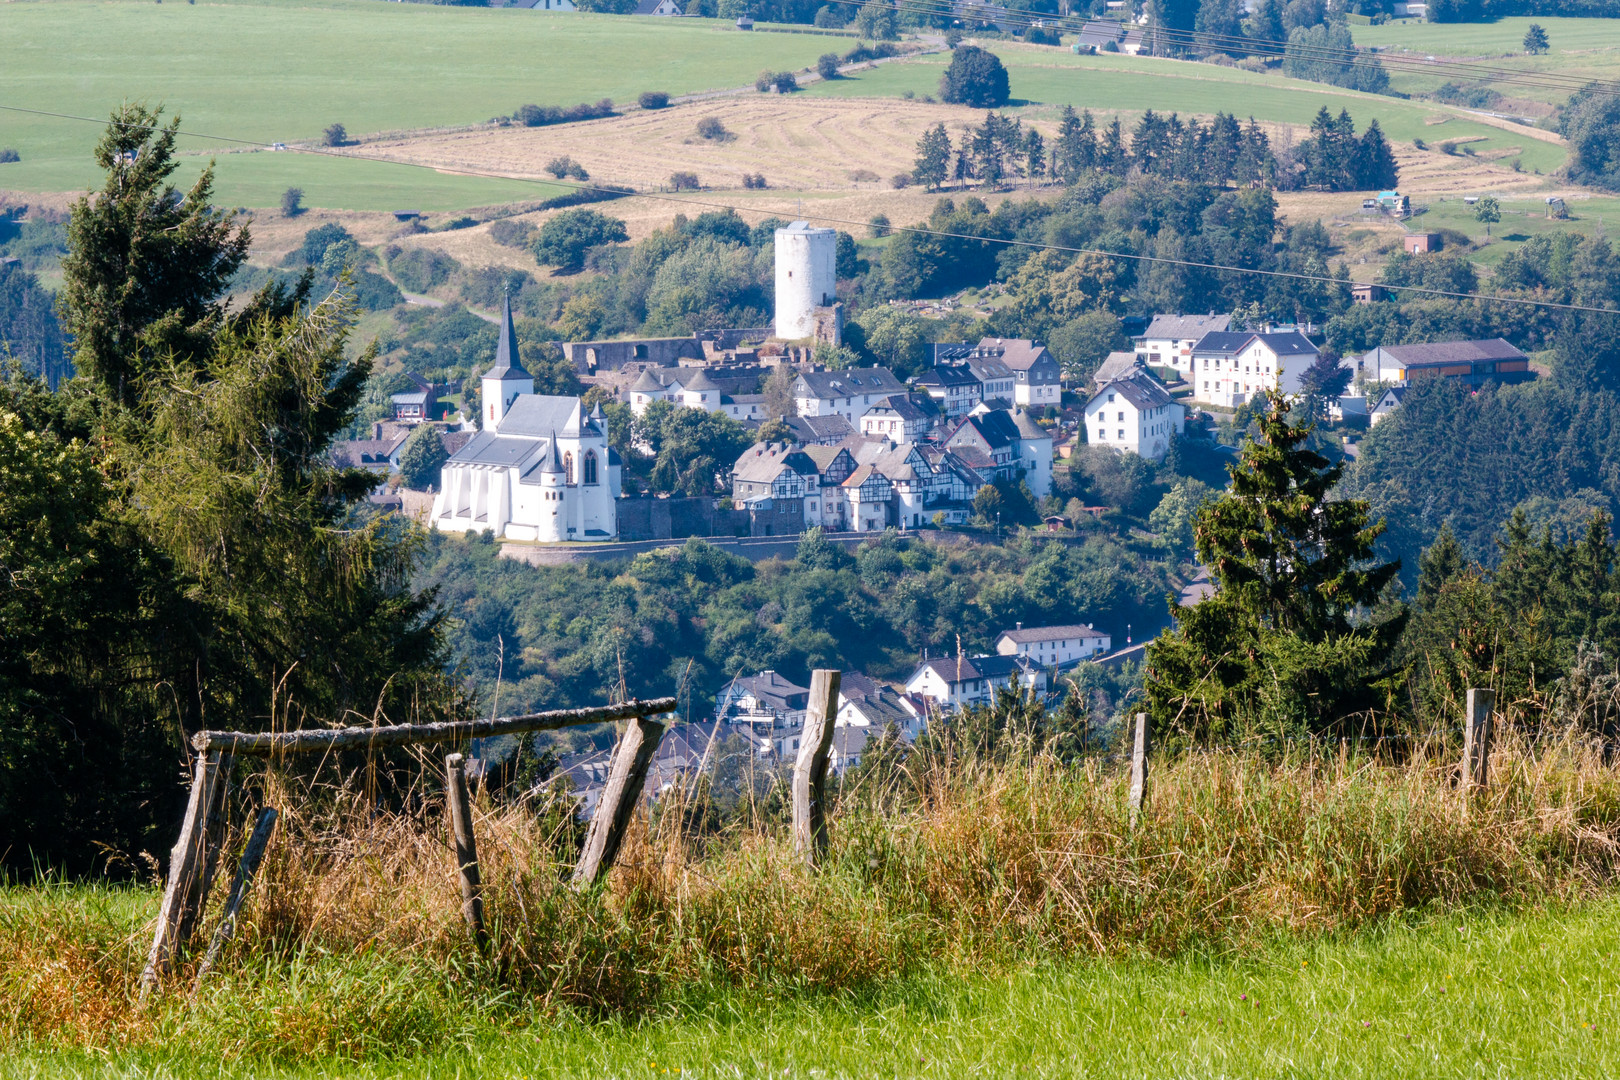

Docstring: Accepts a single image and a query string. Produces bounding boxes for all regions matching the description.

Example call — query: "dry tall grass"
[5,732,1619,1060]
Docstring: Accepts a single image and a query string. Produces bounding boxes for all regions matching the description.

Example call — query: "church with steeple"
[430,298,620,542]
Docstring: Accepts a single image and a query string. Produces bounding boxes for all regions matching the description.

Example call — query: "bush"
[696,116,729,141]
[742,172,769,189]
[398,426,449,490]
[389,247,461,292]
[514,99,614,128]
[0,149,19,164]
[847,168,879,183]
[279,187,304,217]
[817,53,842,79]
[670,171,700,191]
[1024,25,1060,45]
[322,123,349,147]
[638,90,671,110]
[441,216,477,231]
[531,208,630,271]
[756,71,798,93]
[868,213,890,238]
[945,28,963,48]
[489,218,536,249]
[890,172,912,189]
[545,156,589,180]
[939,46,1009,109]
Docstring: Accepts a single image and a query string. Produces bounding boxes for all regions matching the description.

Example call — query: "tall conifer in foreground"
[1145,394,1405,743]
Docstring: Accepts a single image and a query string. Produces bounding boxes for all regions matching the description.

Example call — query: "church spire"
[485,293,528,379]
[540,429,564,474]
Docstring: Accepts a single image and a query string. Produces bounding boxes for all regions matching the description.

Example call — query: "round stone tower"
[774,221,837,341]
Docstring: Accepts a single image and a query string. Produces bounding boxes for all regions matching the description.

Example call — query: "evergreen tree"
[1052,107,1097,183]
[1523,23,1549,55]
[59,106,251,409]
[1352,119,1399,190]
[399,424,449,490]
[1206,111,1244,186]
[1235,116,1273,186]
[1416,521,1467,612]
[1245,0,1285,47]
[1194,0,1243,47]
[1098,118,1130,176]
[1144,394,1405,742]
[913,122,953,191]
[1023,127,1046,184]
[1133,110,1172,174]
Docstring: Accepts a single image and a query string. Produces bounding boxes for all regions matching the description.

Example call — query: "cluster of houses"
[549,619,1115,810]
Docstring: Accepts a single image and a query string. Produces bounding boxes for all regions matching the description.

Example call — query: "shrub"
[514,99,614,128]
[696,116,729,141]
[890,172,912,189]
[489,218,536,248]
[0,149,19,164]
[531,208,629,270]
[847,168,879,183]
[670,171,701,191]
[742,172,769,189]
[1024,25,1060,45]
[545,156,589,180]
[868,213,890,237]
[279,187,304,217]
[817,53,841,80]
[638,90,671,110]
[389,247,461,292]
[939,46,1009,108]
[322,123,349,147]
[945,28,963,48]
[756,71,798,93]
[1413,137,1427,150]
[441,216,477,231]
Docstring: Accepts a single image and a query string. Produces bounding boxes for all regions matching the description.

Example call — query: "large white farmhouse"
[1190,330,1318,408]
[431,300,619,542]
[1134,313,1231,377]
[994,623,1111,666]
[1083,374,1185,461]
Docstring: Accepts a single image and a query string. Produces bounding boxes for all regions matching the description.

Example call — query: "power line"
[1,101,1614,316]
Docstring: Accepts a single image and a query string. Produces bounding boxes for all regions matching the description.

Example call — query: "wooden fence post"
[573,713,667,887]
[793,669,841,867]
[444,754,486,948]
[1128,712,1150,826]
[140,749,234,997]
[193,806,278,991]
[1463,688,1495,789]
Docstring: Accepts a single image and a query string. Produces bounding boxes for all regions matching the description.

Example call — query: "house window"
[583,451,598,485]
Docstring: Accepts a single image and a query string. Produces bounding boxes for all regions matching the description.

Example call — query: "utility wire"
[2,101,1615,316]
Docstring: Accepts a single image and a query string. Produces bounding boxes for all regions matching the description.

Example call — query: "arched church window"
[583,451,598,485]
[563,452,574,485]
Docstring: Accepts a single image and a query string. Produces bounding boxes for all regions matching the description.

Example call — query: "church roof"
[450,431,547,468]
[540,429,564,474]
[499,395,581,438]
[484,295,530,380]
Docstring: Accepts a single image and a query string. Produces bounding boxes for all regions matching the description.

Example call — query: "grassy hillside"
[1352,16,1620,108]
[807,44,1567,176]
[0,0,832,207]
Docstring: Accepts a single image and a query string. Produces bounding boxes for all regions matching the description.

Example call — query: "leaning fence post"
[193,806,278,991]
[793,669,841,867]
[140,749,234,997]
[1128,711,1150,827]
[1463,688,1495,789]
[573,712,667,887]
[444,754,487,949]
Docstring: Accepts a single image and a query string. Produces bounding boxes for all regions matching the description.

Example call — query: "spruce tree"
[1353,119,1399,190]
[1023,128,1045,184]
[1416,521,1467,611]
[1144,394,1405,742]
[913,122,952,191]
[1098,118,1130,176]
[1052,105,1095,183]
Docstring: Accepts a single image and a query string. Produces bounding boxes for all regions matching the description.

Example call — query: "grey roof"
[499,395,580,437]
[1141,313,1232,342]
[1091,373,1177,411]
[867,393,938,423]
[1373,338,1527,367]
[974,338,1057,374]
[962,355,1013,382]
[997,624,1108,645]
[730,670,810,707]
[832,724,872,759]
[911,653,1036,685]
[796,367,906,400]
[732,442,809,484]
[630,368,672,393]
[391,392,429,405]
[679,368,723,392]
[1191,331,1258,356]
[539,430,564,475]
[1094,351,1146,385]
[451,431,547,468]
[801,444,854,473]
[1372,386,1407,411]
[1255,331,1319,357]
[917,364,980,390]
[777,220,835,239]
[485,295,530,380]
[1011,409,1048,440]
[784,413,855,444]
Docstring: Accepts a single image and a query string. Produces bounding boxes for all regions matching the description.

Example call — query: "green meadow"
[807,45,1567,176]
[1352,16,1620,106]
[0,0,831,208]
[5,894,1618,1079]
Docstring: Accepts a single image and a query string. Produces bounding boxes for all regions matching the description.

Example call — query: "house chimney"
[373,421,383,439]
[1016,621,1022,631]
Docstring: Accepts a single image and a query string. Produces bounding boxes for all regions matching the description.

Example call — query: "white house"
[793,367,908,427]
[836,672,926,744]
[973,338,1063,408]
[904,655,1046,711]
[1190,330,1319,408]
[1370,386,1406,425]
[995,623,1111,667]
[1135,314,1232,377]
[860,393,941,443]
[1083,374,1185,461]
[431,299,619,542]
[634,0,684,13]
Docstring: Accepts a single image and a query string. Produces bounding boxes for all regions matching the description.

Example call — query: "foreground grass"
[5,899,1619,1078]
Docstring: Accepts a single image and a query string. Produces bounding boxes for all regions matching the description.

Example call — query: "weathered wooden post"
[444,754,486,948]
[193,806,278,991]
[1463,688,1495,789]
[1128,711,1150,827]
[793,669,841,867]
[140,749,234,996]
[573,712,667,887]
